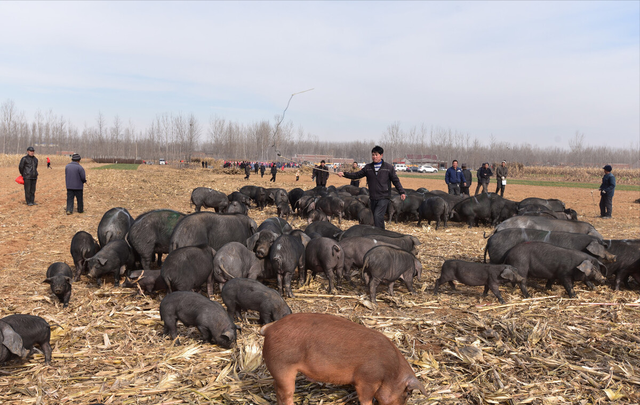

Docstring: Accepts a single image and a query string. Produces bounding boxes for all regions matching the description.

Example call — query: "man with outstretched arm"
[338,145,406,230]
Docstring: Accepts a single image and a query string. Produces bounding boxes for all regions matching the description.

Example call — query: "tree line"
[1,99,638,168]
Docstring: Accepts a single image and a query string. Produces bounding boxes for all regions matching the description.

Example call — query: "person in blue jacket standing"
[65,153,86,215]
[598,164,616,218]
[445,160,465,195]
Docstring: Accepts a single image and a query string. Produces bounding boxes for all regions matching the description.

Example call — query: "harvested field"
[0,157,639,404]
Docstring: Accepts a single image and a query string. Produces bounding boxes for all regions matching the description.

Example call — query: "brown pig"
[261,313,427,405]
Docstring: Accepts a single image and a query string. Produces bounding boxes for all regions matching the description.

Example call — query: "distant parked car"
[407,166,419,173]
[159,159,166,165]
[394,164,407,172]
[418,165,438,173]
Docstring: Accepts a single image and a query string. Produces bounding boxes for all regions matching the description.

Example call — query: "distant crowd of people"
[445,160,509,197]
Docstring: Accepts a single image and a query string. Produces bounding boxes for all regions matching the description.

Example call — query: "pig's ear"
[0,322,27,358]
[221,330,235,343]
[98,257,108,266]
[576,260,593,275]
[246,233,260,251]
[410,236,421,246]
[585,241,605,258]
[298,233,312,248]
[43,278,52,284]
[500,268,516,281]
[64,277,72,284]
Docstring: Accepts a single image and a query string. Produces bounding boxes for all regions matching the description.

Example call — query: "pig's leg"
[369,278,380,303]
[448,281,456,290]
[519,280,530,298]
[197,325,212,343]
[284,272,295,298]
[277,273,284,296]
[559,277,575,298]
[545,279,554,290]
[387,282,395,296]
[41,341,52,365]
[325,267,335,294]
[482,285,489,297]
[272,368,297,405]
[206,273,214,297]
[141,255,152,271]
[353,381,375,405]
[157,253,163,267]
[487,282,506,304]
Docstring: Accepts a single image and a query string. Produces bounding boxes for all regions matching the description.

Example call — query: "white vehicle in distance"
[159,158,166,165]
[418,165,438,173]
[394,163,407,172]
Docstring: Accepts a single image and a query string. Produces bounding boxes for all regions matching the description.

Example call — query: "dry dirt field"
[0,161,639,405]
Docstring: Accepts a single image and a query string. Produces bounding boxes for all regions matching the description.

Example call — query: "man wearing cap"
[65,153,86,215]
[598,165,615,218]
[312,160,330,187]
[495,161,508,197]
[460,164,472,196]
[476,162,493,195]
[19,146,38,206]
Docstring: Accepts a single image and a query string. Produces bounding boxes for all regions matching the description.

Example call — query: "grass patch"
[92,164,140,171]
[397,173,640,191]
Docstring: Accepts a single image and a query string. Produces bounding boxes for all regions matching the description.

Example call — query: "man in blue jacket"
[445,160,465,195]
[65,153,86,215]
[338,145,406,229]
[598,165,616,218]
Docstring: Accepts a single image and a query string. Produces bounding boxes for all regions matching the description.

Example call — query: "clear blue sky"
[1,1,638,148]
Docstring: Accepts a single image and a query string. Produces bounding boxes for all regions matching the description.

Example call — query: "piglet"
[277,201,291,221]
[160,291,237,348]
[70,231,100,281]
[0,315,52,365]
[221,278,291,324]
[161,245,217,297]
[434,260,522,304]
[261,313,427,405]
[362,246,422,304]
[43,262,73,307]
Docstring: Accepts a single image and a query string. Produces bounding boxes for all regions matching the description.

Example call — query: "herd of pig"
[4,183,640,405]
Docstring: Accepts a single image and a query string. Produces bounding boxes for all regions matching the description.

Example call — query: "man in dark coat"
[260,164,266,178]
[495,160,508,197]
[65,153,86,214]
[312,160,330,187]
[599,164,616,218]
[460,164,472,196]
[244,161,251,180]
[338,145,406,229]
[19,146,38,206]
[349,161,361,187]
[269,163,278,182]
[444,160,464,195]
[475,162,493,195]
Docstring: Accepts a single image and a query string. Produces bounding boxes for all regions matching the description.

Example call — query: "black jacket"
[478,166,493,182]
[462,169,472,185]
[343,160,405,200]
[19,155,38,179]
[312,165,329,187]
[270,165,278,174]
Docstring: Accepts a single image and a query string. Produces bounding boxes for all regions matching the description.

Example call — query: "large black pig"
[169,212,257,251]
[246,230,280,259]
[225,200,248,215]
[221,278,291,324]
[86,239,135,287]
[127,209,186,270]
[44,262,73,307]
[239,185,270,209]
[519,198,566,212]
[161,245,217,297]
[603,239,640,289]
[70,230,100,281]
[391,194,424,223]
[257,217,292,235]
[315,196,345,224]
[190,187,229,212]
[97,207,134,247]
[495,216,603,239]
[434,260,523,304]
[362,246,422,304]
[160,291,237,348]
[485,229,616,264]
[303,237,344,293]
[417,196,449,230]
[304,221,342,240]
[270,234,308,298]
[504,242,607,298]
[227,191,252,208]
[0,315,52,364]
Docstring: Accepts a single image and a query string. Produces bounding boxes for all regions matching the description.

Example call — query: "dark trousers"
[495,181,505,197]
[67,189,84,213]
[24,178,37,204]
[244,173,250,180]
[460,185,470,196]
[475,180,489,195]
[448,183,460,195]
[270,173,276,182]
[350,180,360,187]
[599,193,612,217]
[370,199,390,230]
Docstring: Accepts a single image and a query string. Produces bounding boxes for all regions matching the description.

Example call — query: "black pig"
[362,246,422,304]
[0,314,52,365]
[70,231,100,281]
[212,242,264,290]
[86,240,135,287]
[160,291,237,348]
[221,278,291,324]
[161,245,217,297]
[303,237,344,293]
[417,197,449,229]
[127,209,186,270]
[122,269,168,294]
[270,234,307,298]
[190,187,229,212]
[97,207,134,247]
[44,262,73,307]
[434,260,522,304]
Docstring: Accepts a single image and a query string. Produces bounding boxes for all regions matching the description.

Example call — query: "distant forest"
[1,99,638,168]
